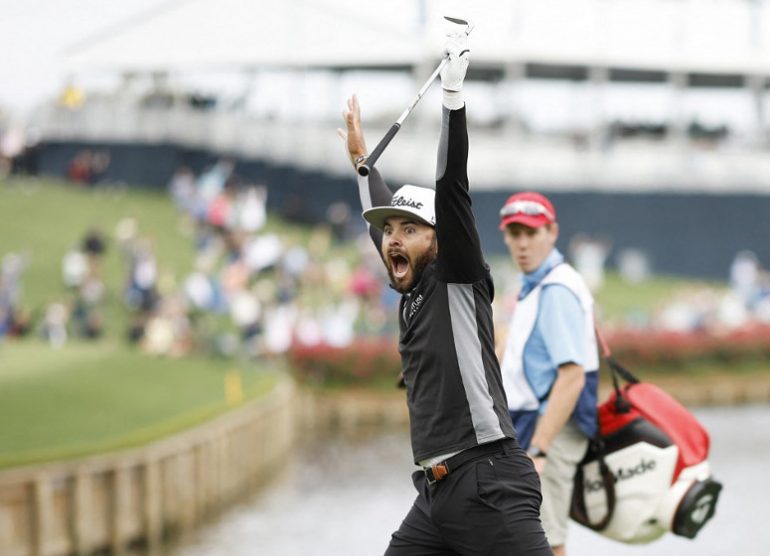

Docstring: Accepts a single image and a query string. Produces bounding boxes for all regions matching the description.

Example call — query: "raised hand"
[336,94,369,170]
[440,30,470,92]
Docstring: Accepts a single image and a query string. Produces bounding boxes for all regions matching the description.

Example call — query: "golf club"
[357,16,474,177]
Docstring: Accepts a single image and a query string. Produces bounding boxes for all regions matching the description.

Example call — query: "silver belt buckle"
[425,468,436,486]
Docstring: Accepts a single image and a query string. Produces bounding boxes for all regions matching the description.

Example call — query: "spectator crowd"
[0,160,400,360]
[3,162,770,360]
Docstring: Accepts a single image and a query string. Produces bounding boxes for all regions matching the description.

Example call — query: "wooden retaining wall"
[297,371,770,433]
[0,379,297,556]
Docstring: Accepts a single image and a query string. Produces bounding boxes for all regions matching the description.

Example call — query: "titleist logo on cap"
[391,195,423,210]
[361,184,436,229]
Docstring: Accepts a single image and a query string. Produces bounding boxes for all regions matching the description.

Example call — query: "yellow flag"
[225,370,243,406]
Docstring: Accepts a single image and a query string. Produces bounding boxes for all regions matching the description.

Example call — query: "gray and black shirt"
[357,105,516,464]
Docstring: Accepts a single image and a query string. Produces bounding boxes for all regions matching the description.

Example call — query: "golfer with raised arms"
[338,24,551,555]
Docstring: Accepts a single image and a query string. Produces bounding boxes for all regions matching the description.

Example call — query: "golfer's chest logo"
[405,293,424,321]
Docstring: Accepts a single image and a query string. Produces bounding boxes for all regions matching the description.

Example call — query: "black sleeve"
[356,167,392,254]
[434,105,487,283]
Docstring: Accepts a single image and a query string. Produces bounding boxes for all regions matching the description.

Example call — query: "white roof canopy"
[65,0,770,77]
[64,0,429,72]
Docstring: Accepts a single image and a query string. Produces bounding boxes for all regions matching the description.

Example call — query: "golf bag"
[570,357,722,543]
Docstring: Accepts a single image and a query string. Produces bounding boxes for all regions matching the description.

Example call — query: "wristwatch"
[527,445,547,459]
[353,154,368,168]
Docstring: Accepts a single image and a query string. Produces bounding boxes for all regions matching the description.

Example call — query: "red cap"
[498,192,556,230]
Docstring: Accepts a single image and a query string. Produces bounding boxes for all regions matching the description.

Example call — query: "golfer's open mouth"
[390,253,410,278]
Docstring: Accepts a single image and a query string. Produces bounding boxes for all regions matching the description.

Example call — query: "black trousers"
[385,440,552,556]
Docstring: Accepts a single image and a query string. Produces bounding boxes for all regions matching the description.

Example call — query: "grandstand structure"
[29,0,770,276]
[35,0,770,193]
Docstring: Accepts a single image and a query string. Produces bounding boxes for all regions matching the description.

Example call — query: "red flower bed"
[287,339,401,387]
[605,324,770,368]
[288,324,770,387]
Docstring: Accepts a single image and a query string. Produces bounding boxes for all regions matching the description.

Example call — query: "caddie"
[497,191,600,556]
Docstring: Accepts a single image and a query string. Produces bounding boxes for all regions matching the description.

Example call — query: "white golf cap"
[362,184,436,230]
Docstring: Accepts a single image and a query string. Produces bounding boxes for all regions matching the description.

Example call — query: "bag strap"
[571,437,617,530]
[572,326,640,531]
[595,327,639,412]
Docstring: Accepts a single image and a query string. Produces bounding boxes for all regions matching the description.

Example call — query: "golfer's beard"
[388,242,437,294]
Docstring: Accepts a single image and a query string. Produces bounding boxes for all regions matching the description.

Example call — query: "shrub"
[605,324,770,369]
[287,339,401,388]
[287,324,770,389]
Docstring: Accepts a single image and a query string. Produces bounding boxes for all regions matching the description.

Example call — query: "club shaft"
[357,57,448,177]
[396,58,448,125]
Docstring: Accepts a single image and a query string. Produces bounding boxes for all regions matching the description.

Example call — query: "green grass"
[0,340,278,468]
[0,178,196,335]
[0,177,284,469]
[594,272,725,324]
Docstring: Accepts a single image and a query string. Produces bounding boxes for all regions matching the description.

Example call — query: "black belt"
[423,438,514,486]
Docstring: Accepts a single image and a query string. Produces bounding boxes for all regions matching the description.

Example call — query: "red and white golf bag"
[570,358,722,543]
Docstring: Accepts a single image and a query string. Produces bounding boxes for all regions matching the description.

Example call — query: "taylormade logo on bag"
[391,195,423,210]
[585,459,657,492]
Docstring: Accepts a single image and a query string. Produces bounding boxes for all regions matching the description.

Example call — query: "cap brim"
[362,207,433,230]
[499,214,551,230]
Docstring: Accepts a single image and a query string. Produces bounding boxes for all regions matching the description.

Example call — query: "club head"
[444,16,474,35]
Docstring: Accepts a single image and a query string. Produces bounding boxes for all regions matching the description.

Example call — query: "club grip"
[357,123,401,176]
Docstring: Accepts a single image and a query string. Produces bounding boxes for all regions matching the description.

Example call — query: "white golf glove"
[440,32,469,92]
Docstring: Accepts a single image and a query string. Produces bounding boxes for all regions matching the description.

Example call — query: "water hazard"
[169,405,770,556]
